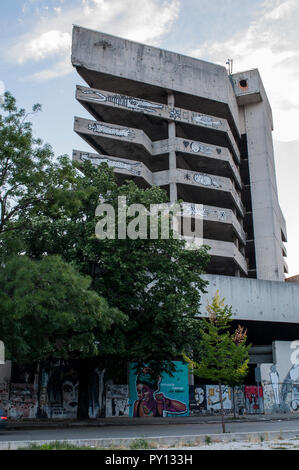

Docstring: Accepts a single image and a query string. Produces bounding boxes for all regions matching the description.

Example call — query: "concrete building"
[71,26,299,413]
[72,25,287,282]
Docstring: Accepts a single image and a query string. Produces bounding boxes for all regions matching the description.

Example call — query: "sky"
[0,0,298,276]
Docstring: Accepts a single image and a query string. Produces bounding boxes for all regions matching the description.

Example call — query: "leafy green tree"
[183,292,250,432]
[0,255,127,419]
[1,92,211,418]
[22,159,211,379]
[0,92,76,260]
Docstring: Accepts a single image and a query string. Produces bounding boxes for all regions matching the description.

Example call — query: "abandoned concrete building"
[70,25,299,415]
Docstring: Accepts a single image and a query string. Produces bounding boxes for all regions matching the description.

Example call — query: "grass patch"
[129,439,150,450]
[205,436,212,445]
[18,441,98,450]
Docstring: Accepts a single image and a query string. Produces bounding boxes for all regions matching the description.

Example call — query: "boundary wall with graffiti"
[1,343,299,419]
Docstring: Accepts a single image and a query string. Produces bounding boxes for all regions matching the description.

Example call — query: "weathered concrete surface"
[71,25,241,134]
[72,25,288,283]
[201,274,299,323]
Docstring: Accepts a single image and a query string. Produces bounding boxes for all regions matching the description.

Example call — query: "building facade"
[72,25,287,282]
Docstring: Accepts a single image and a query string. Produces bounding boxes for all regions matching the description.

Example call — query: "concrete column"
[167,93,177,202]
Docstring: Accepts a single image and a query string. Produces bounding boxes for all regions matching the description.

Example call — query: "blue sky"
[1,0,299,275]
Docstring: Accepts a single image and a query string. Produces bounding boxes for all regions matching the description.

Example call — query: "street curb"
[1,429,299,450]
[5,414,299,431]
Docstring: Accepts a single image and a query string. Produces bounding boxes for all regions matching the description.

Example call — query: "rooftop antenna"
[226,59,233,75]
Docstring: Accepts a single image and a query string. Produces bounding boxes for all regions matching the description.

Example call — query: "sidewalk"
[6,412,299,430]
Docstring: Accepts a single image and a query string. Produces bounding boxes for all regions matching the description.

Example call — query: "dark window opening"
[239,79,248,89]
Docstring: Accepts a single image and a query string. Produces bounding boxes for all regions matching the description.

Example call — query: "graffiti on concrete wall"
[206,385,232,413]
[106,385,129,417]
[87,122,135,139]
[129,362,189,417]
[79,153,142,176]
[190,141,213,155]
[233,386,246,415]
[189,385,207,414]
[169,108,181,120]
[193,173,222,188]
[244,386,264,414]
[8,383,38,419]
[260,341,299,413]
[41,366,79,419]
[0,382,9,412]
[81,88,163,113]
[192,114,222,128]
[182,203,226,221]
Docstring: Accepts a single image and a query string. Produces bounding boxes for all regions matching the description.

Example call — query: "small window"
[239,79,248,90]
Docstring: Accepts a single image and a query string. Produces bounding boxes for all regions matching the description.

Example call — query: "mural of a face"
[62,380,78,411]
[136,383,154,403]
[195,387,205,405]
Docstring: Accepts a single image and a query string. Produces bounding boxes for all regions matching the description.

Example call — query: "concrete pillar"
[167,93,177,203]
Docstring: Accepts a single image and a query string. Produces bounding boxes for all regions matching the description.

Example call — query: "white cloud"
[17,30,71,63]
[6,0,179,81]
[188,0,299,141]
[25,57,72,81]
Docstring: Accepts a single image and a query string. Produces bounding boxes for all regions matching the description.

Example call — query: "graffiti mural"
[87,122,135,139]
[233,386,246,415]
[193,173,222,188]
[0,382,9,413]
[192,114,222,128]
[129,362,189,417]
[79,153,142,176]
[244,386,264,414]
[8,383,38,419]
[169,108,181,120]
[189,385,207,414]
[190,141,213,155]
[182,203,226,221]
[206,385,232,413]
[81,88,163,113]
[106,385,129,417]
[260,341,299,413]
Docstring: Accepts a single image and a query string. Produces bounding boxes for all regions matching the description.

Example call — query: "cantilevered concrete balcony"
[155,169,244,218]
[184,237,247,275]
[72,150,153,186]
[72,150,246,246]
[204,239,247,275]
[74,117,242,185]
[72,26,242,147]
[153,138,241,189]
[76,85,240,161]
[74,116,164,171]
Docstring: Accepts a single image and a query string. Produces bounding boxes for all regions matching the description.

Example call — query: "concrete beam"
[76,85,240,162]
[202,240,248,275]
[71,25,241,137]
[199,274,299,323]
[153,138,241,189]
[72,150,246,245]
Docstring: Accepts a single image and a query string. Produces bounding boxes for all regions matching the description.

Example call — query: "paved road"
[1,419,299,442]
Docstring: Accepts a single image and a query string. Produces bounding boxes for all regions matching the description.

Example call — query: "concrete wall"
[259,341,299,413]
[72,25,241,131]
[200,274,299,323]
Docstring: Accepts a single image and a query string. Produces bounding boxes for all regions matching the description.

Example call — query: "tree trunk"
[218,382,226,433]
[233,385,236,419]
[77,359,92,421]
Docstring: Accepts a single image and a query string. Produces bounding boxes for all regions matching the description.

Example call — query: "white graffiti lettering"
[193,114,222,128]
[190,141,213,155]
[88,123,135,138]
[80,153,141,175]
[193,173,221,188]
